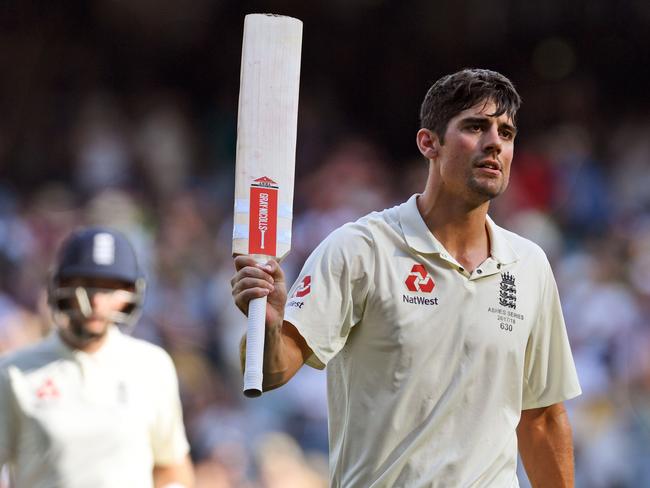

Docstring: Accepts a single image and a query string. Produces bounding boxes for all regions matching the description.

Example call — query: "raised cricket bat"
[232,13,302,397]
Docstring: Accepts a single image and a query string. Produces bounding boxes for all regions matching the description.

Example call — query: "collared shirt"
[0,327,189,488]
[284,194,581,488]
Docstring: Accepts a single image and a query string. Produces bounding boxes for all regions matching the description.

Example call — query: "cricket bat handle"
[243,295,266,397]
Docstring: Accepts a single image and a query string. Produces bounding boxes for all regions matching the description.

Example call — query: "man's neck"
[416,191,491,272]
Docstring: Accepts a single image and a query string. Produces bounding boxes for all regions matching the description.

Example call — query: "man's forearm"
[261,322,292,390]
[517,403,575,487]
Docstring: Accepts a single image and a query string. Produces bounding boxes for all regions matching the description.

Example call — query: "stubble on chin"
[66,320,108,343]
[467,175,507,201]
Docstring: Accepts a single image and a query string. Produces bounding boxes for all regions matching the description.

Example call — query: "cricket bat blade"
[233,13,302,397]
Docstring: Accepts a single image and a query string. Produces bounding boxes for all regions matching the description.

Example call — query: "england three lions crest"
[499,272,517,309]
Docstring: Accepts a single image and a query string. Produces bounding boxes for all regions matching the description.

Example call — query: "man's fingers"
[234,255,282,274]
[235,286,270,305]
[260,259,285,285]
[231,257,286,319]
[234,254,263,271]
[231,266,275,287]
[233,286,274,316]
[230,257,288,329]
[232,277,274,296]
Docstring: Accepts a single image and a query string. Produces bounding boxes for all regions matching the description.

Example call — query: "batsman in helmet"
[0,227,194,488]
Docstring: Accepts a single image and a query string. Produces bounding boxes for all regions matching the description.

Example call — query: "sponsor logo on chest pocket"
[403,263,439,306]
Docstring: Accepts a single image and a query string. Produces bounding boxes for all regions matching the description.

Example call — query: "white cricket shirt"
[284,194,581,488]
[0,326,190,488]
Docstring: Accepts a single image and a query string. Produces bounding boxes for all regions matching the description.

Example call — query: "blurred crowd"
[2,2,650,487]
[1,90,649,487]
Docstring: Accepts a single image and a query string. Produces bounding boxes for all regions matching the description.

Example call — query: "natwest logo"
[36,378,60,400]
[405,264,435,293]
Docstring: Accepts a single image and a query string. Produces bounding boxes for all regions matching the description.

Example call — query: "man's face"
[436,99,517,204]
[55,276,135,347]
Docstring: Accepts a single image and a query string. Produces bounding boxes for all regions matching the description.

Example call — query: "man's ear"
[416,128,440,159]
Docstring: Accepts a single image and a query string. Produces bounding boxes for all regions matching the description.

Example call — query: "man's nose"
[90,290,114,310]
[482,125,502,154]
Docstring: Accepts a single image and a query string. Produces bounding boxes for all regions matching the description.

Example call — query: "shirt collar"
[399,194,447,254]
[485,215,519,265]
[399,194,519,264]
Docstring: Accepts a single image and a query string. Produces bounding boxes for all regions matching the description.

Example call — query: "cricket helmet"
[49,227,146,332]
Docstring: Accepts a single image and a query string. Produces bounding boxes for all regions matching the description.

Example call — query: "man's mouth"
[474,159,502,174]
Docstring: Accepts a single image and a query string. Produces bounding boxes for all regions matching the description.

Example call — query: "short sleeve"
[522,259,582,409]
[149,352,190,465]
[284,224,374,368]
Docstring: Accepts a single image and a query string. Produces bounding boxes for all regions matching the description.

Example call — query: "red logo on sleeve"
[293,275,312,298]
[36,378,60,400]
[405,264,435,293]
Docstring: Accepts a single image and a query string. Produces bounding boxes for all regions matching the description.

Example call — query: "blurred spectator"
[289,137,394,278]
[71,94,134,193]
[544,124,613,240]
[255,432,327,488]
[135,93,198,197]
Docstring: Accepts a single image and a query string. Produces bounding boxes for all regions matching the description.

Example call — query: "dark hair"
[419,68,521,142]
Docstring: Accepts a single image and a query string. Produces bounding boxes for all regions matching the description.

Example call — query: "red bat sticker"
[249,176,278,255]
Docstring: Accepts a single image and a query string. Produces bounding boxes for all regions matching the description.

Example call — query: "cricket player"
[0,227,194,488]
[232,68,581,487]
